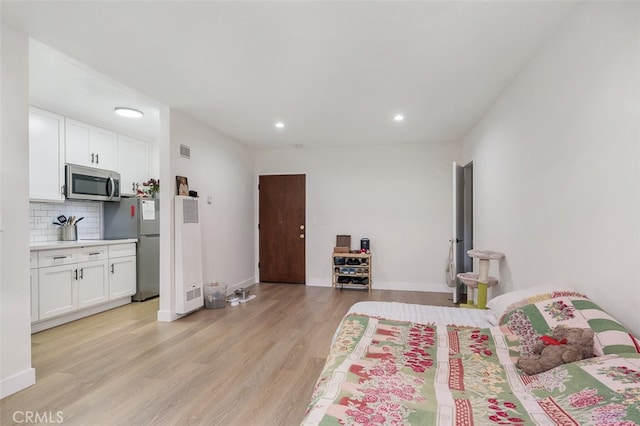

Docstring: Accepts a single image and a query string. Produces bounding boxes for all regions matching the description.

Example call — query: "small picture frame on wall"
[176,176,189,196]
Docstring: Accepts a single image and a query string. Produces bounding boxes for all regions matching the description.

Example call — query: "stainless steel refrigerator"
[103,197,160,301]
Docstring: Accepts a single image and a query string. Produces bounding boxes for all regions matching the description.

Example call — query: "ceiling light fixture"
[275,122,285,129]
[394,114,405,122]
[114,107,144,118]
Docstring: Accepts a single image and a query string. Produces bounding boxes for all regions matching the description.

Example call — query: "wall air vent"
[186,287,201,302]
[179,144,191,159]
[183,199,199,224]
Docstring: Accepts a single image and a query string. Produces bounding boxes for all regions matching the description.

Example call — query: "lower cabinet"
[109,256,136,299]
[39,264,78,320]
[38,257,108,320]
[77,260,109,309]
[30,268,39,323]
[33,243,136,325]
[30,252,39,323]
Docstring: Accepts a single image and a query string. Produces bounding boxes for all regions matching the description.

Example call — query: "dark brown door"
[259,174,306,283]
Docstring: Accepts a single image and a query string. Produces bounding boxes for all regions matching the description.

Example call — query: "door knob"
[300,225,305,230]
[299,234,305,239]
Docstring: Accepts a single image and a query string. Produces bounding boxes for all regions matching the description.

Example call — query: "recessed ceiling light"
[393,114,404,122]
[275,122,285,129]
[115,107,144,118]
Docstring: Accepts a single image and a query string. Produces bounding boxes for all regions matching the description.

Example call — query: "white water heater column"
[174,195,203,314]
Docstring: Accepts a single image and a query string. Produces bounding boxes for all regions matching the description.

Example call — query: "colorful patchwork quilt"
[302,295,640,425]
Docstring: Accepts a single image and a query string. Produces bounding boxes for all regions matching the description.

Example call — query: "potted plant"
[141,178,159,198]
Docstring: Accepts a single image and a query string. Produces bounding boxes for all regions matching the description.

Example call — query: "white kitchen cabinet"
[109,256,136,299]
[108,243,136,299]
[65,118,118,170]
[77,246,109,308]
[118,135,149,195]
[30,252,39,323]
[37,247,78,320]
[37,245,109,319]
[77,245,108,263]
[37,247,78,268]
[29,107,66,202]
[32,242,137,330]
[77,260,109,309]
[39,263,78,320]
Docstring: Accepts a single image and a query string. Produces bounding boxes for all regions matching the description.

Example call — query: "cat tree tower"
[457,249,505,309]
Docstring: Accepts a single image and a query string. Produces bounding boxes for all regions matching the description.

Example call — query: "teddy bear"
[516,326,595,375]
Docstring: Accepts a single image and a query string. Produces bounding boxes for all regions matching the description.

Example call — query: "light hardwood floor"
[1,284,455,426]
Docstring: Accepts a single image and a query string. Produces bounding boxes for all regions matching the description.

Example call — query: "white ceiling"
[28,39,162,141]
[2,1,577,149]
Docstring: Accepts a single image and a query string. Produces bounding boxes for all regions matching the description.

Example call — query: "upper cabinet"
[118,135,149,195]
[29,109,152,202]
[29,107,66,202]
[65,118,118,171]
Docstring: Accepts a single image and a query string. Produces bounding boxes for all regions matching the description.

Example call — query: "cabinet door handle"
[91,153,95,163]
[89,252,101,256]
[53,256,67,260]
[111,264,114,274]
[74,269,78,280]
[96,153,99,164]
[79,268,84,279]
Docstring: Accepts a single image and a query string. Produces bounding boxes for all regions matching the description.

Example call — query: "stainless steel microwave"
[65,164,121,201]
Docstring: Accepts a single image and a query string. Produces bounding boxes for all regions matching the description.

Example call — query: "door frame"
[452,161,474,303]
[462,162,474,273]
[254,172,308,284]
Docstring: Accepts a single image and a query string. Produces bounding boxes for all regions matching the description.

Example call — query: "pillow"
[500,294,640,356]
[486,285,581,322]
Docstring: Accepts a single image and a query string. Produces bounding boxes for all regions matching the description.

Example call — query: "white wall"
[255,141,459,292]
[158,109,255,321]
[1,24,36,398]
[462,2,640,335]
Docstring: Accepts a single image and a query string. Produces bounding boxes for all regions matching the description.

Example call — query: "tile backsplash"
[30,200,102,243]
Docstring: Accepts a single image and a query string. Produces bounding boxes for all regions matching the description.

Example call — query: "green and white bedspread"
[302,314,640,425]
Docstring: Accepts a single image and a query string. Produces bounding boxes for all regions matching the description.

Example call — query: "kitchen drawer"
[30,251,38,269]
[77,245,108,263]
[38,248,78,268]
[109,243,136,259]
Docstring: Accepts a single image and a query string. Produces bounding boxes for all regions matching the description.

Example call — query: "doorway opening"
[452,161,473,303]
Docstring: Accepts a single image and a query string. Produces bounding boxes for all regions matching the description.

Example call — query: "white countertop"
[31,239,138,251]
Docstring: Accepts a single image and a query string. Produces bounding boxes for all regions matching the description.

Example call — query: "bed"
[302,289,640,425]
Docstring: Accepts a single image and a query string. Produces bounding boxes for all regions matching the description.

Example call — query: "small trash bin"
[204,283,227,309]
